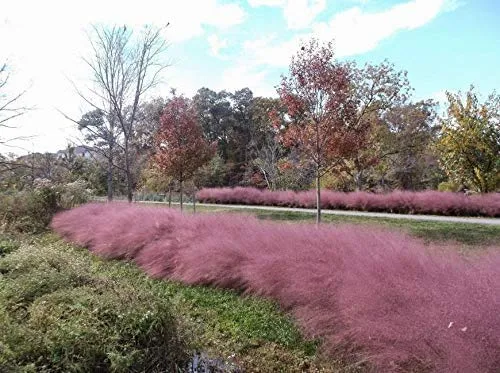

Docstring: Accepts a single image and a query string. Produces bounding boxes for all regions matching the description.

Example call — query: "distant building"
[56,146,94,160]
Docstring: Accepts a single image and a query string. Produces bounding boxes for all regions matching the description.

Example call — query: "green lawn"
[249,209,500,247]
[154,203,500,248]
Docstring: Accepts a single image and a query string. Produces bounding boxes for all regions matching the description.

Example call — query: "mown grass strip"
[144,203,500,248]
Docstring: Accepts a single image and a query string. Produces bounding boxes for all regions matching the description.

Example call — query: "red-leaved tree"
[277,39,366,223]
[152,95,216,210]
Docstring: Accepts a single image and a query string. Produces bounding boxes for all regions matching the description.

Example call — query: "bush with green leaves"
[437,181,460,192]
[0,235,19,257]
[57,180,92,209]
[0,187,60,233]
[0,181,90,234]
[0,240,189,372]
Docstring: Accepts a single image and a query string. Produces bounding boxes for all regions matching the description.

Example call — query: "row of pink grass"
[196,187,500,217]
[51,203,500,372]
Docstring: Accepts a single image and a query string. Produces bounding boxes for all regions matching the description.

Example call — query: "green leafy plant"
[0,241,188,372]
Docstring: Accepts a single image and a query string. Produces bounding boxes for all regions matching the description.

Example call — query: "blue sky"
[172,0,499,99]
[1,0,499,153]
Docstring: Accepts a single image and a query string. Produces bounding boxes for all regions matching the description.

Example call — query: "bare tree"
[77,25,169,202]
[0,62,33,178]
[253,135,281,190]
[0,62,29,146]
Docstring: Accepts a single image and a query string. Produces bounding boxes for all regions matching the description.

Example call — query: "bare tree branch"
[0,62,31,144]
[77,24,170,202]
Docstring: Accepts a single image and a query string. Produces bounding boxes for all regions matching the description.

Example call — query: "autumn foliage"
[277,39,361,223]
[277,40,358,165]
[51,203,500,372]
[196,187,500,217]
[437,87,500,193]
[152,95,215,207]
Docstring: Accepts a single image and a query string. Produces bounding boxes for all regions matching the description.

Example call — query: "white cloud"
[0,0,246,153]
[207,34,228,57]
[242,34,301,67]
[2,0,246,42]
[428,90,449,115]
[430,90,448,104]
[242,0,455,68]
[248,0,325,29]
[313,0,450,57]
[218,64,276,97]
[221,0,459,100]
[248,0,284,6]
[284,0,326,29]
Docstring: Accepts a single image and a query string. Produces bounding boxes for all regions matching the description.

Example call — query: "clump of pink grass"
[51,203,500,372]
[196,187,500,217]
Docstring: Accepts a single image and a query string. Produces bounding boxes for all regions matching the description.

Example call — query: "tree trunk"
[193,189,196,214]
[126,175,133,202]
[124,141,133,203]
[354,159,363,191]
[107,156,113,202]
[316,169,321,225]
[355,171,363,191]
[168,184,172,208]
[315,118,321,225]
[179,179,183,211]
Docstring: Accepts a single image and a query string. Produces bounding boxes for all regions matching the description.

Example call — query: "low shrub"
[0,241,188,372]
[0,236,19,257]
[52,204,500,373]
[0,187,60,233]
[57,180,92,209]
[437,181,460,192]
[196,187,500,217]
[0,182,90,234]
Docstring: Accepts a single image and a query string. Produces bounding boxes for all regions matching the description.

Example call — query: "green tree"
[436,87,500,193]
[377,100,442,190]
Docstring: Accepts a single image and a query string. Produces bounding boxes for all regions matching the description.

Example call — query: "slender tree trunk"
[125,147,133,203]
[168,184,172,208]
[354,159,363,191]
[355,172,363,191]
[315,118,321,225]
[179,179,183,212]
[316,168,321,225]
[193,189,196,214]
[107,155,113,202]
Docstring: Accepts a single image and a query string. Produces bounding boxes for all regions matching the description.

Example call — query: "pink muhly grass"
[196,187,500,217]
[51,203,500,372]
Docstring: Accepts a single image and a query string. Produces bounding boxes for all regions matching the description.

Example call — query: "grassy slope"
[0,233,342,373]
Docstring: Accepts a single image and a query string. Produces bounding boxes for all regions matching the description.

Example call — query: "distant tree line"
[1,30,498,212]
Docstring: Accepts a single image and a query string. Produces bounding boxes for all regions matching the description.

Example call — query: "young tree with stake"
[152,95,215,211]
[277,39,368,224]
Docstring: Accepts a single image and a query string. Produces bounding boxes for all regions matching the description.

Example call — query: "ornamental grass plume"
[52,203,500,372]
[196,187,500,217]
